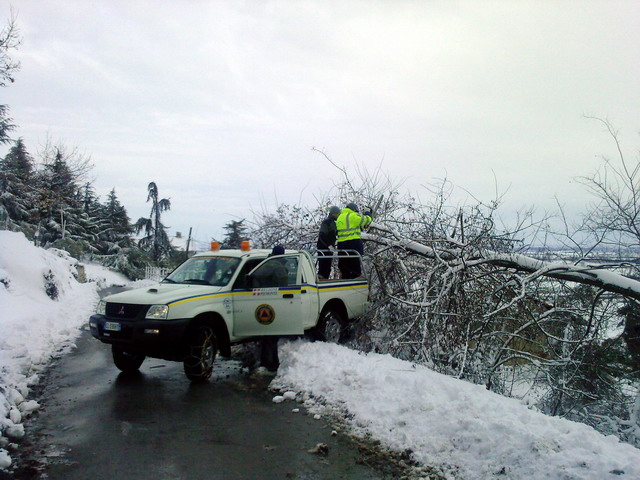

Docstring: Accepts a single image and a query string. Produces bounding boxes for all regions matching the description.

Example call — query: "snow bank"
[273,341,640,480]
[0,231,101,468]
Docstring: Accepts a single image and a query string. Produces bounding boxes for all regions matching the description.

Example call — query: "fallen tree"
[249,144,640,446]
[365,224,640,303]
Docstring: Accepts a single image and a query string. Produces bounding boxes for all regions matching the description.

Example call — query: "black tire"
[183,325,218,382]
[112,346,146,373]
[315,308,347,344]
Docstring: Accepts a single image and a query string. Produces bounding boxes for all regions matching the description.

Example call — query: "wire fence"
[144,266,171,282]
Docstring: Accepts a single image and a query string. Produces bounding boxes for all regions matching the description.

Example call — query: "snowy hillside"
[0,231,128,468]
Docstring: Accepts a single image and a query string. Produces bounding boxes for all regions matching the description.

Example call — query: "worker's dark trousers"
[260,336,279,371]
[317,248,333,278]
[337,239,363,278]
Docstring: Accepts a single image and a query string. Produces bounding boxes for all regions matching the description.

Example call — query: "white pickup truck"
[89,246,369,381]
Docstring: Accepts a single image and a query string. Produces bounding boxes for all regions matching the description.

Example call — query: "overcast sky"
[2,0,639,243]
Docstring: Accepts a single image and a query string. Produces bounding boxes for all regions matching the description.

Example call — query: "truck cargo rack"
[312,249,361,260]
[312,249,364,281]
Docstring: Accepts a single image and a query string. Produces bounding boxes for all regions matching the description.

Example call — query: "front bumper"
[89,314,191,358]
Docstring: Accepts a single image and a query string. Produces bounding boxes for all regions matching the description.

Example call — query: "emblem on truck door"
[255,304,276,325]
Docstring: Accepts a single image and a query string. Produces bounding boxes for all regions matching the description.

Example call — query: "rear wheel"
[184,325,218,382]
[112,346,146,373]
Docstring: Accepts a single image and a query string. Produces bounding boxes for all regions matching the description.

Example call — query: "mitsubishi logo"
[118,306,125,316]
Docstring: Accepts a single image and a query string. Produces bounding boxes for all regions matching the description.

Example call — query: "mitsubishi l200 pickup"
[89,245,369,381]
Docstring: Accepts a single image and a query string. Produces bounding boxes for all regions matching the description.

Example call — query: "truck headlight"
[96,300,106,315]
[146,305,169,320]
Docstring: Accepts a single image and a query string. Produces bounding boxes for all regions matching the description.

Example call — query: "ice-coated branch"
[364,224,640,302]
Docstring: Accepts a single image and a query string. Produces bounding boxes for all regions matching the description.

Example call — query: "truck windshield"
[163,256,241,286]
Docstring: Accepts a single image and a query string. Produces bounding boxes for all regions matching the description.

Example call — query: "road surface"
[5,325,396,480]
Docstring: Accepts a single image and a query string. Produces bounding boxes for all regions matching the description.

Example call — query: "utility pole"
[185,227,193,260]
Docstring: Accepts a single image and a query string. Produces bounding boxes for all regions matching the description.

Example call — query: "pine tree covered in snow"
[0,138,35,229]
[57,184,102,255]
[90,188,150,279]
[0,104,13,146]
[99,188,133,254]
[34,149,85,248]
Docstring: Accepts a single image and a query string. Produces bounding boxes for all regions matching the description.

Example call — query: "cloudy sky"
[2,0,639,243]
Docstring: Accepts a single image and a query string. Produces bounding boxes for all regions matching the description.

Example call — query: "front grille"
[106,303,149,320]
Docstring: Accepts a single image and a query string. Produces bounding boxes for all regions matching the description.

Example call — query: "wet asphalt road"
[8,329,390,480]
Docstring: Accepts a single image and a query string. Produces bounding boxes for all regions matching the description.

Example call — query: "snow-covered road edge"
[272,341,640,480]
[0,231,128,469]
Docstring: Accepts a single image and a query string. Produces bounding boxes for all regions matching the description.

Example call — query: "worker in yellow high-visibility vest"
[336,202,372,278]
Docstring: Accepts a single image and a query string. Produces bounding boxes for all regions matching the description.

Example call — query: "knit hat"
[346,202,358,212]
[329,205,341,215]
[271,245,285,256]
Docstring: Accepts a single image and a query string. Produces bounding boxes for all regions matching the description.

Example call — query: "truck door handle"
[301,289,307,294]
[283,294,294,299]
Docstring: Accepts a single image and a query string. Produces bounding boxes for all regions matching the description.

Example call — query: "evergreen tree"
[34,149,85,247]
[82,182,100,216]
[2,137,31,175]
[91,188,144,280]
[135,182,173,263]
[52,187,98,257]
[69,183,102,247]
[0,104,14,145]
[222,219,247,248]
[47,150,76,199]
[99,188,133,254]
[81,182,105,241]
[0,138,35,227]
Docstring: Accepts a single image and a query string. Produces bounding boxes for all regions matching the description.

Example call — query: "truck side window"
[232,258,265,290]
[251,257,299,288]
[283,257,299,285]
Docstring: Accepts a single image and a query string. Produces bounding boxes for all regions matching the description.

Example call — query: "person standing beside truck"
[336,202,372,279]
[259,245,287,371]
[316,205,341,279]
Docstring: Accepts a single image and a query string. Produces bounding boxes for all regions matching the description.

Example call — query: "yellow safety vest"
[336,208,372,243]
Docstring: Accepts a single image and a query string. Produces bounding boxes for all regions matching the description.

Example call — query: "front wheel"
[112,346,146,373]
[183,325,218,382]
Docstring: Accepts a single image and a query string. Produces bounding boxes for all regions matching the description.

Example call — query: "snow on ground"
[272,341,640,480]
[0,231,130,469]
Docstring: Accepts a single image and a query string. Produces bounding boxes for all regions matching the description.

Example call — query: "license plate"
[104,321,121,332]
